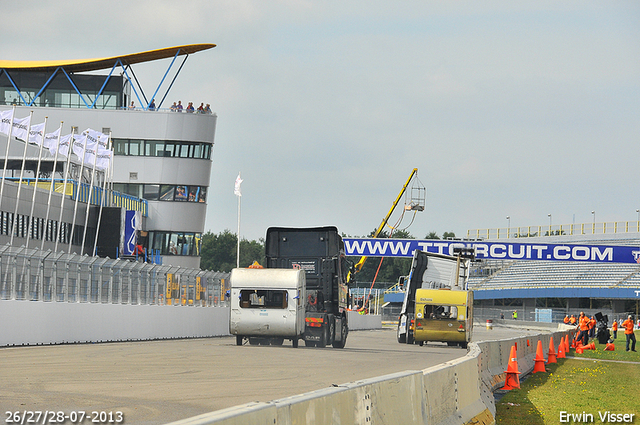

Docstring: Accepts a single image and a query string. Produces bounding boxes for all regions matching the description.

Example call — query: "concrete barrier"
[0,300,230,346]
[168,323,572,425]
[347,311,382,330]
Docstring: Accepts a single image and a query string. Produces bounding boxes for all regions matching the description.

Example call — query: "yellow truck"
[412,288,473,348]
[397,249,475,348]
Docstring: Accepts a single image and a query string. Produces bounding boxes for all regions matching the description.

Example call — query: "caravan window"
[424,305,459,320]
[239,290,288,309]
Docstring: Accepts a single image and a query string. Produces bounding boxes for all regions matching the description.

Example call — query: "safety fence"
[4,178,148,216]
[467,220,640,240]
[0,245,229,306]
[167,322,572,425]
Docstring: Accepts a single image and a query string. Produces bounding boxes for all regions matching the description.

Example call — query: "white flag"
[54,134,73,158]
[71,132,88,159]
[234,173,243,197]
[12,115,30,141]
[28,122,46,146]
[96,147,112,170]
[0,109,13,135]
[44,128,61,151]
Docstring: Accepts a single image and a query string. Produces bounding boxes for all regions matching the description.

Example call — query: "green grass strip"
[496,331,640,425]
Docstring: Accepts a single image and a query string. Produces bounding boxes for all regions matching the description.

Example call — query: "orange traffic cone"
[604,342,615,351]
[533,340,546,373]
[584,342,595,351]
[557,338,566,359]
[564,335,570,354]
[547,337,557,363]
[500,345,521,390]
[571,338,576,348]
[576,346,584,354]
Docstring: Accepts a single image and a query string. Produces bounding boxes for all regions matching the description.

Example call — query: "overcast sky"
[3,1,639,241]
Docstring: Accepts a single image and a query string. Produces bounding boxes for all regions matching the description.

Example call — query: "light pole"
[591,211,595,234]
[548,213,552,235]
[506,216,510,238]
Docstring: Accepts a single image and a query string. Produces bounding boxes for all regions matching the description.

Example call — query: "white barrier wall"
[0,302,383,347]
[168,323,574,425]
[0,300,231,346]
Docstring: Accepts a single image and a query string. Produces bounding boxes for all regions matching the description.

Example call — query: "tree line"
[200,229,456,288]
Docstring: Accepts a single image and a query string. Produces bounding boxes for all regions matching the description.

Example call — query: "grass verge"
[496,331,640,425]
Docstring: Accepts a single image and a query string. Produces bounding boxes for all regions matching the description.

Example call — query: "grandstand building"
[0,44,216,268]
[467,230,640,321]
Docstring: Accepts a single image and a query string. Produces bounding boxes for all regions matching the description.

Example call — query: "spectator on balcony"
[176,100,183,112]
[149,99,156,111]
[204,104,212,114]
[170,102,178,112]
[197,102,205,113]
[186,102,195,113]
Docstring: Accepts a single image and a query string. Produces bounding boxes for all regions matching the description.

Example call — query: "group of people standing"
[565,312,637,352]
[170,100,212,114]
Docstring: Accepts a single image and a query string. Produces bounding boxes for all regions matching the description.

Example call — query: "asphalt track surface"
[0,326,538,424]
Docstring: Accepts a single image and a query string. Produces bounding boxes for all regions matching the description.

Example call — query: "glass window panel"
[193,144,202,158]
[143,184,160,201]
[174,185,188,201]
[159,185,175,201]
[113,139,127,155]
[198,187,207,203]
[129,140,142,156]
[187,186,198,202]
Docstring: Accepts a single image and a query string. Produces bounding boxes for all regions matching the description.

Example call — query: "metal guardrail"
[0,245,229,306]
[467,221,640,240]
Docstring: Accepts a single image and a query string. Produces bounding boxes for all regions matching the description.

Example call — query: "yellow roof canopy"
[0,43,216,73]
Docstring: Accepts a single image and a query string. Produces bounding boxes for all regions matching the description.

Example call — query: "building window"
[148,231,202,256]
[112,139,212,160]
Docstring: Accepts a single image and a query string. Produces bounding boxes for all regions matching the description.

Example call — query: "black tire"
[447,341,457,347]
[292,338,299,348]
[318,328,327,348]
[397,325,406,343]
[271,338,284,346]
[236,335,243,346]
[332,318,348,349]
[419,341,424,347]
[304,340,316,347]
[248,337,259,345]
[406,330,414,344]
[460,342,468,349]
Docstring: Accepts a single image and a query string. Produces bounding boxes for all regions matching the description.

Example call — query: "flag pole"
[25,116,48,249]
[0,106,16,211]
[68,131,88,254]
[42,122,63,251]
[55,128,76,253]
[234,173,243,268]
[93,133,112,256]
[10,111,33,246]
[80,132,101,255]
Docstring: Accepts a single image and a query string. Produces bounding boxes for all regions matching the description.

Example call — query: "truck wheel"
[397,325,406,343]
[318,329,327,348]
[292,338,299,348]
[419,341,424,347]
[460,342,468,349]
[236,335,243,346]
[271,338,284,346]
[249,337,259,345]
[332,319,348,348]
[406,330,414,345]
[447,341,457,347]
[304,340,316,347]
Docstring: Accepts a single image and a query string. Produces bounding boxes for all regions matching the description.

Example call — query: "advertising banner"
[343,238,640,264]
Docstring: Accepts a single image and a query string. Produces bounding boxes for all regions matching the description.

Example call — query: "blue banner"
[343,238,640,264]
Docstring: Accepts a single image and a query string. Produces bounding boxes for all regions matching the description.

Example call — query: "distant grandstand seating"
[468,234,640,293]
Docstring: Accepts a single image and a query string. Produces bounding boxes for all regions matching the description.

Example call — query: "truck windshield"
[240,290,288,309]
